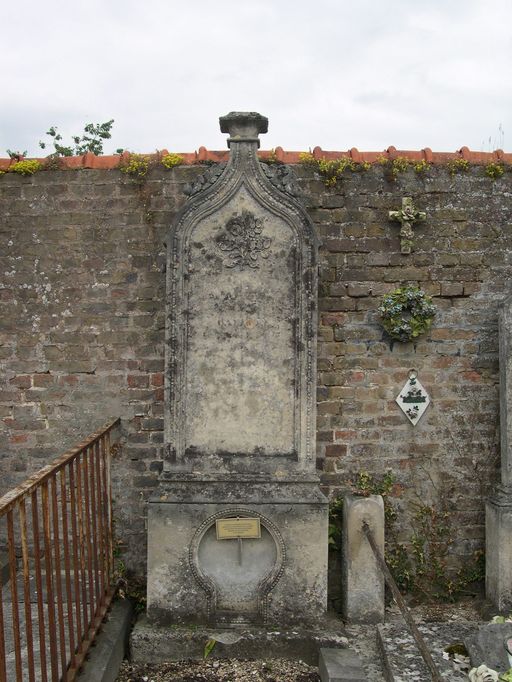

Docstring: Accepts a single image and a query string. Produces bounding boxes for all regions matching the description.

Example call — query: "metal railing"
[0,418,121,682]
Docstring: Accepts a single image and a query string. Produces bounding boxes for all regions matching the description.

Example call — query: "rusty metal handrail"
[362,522,443,682]
[0,418,121,682]
[0,418,121,517]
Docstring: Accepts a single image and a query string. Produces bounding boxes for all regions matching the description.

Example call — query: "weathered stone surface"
[499,296,512,489]
[486,500,512,610]
[319,647,366,681]
[78,599,133,682]
[465,623,512,673]
[165,112,317,472]
[130,618,348,665]
[148,113,327,628]
[486,296,512,610]
[147,476,328,625]
[342,494,384,624]
[378,622,476,681]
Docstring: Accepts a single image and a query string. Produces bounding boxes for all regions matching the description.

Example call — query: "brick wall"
[0,162,510,574]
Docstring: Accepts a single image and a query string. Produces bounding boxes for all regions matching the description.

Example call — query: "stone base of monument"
[486,492,512,610]
[130,617,348,665]
[147,474,328,627]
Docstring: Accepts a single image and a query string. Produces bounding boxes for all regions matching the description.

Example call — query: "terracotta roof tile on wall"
[0,146,510,171]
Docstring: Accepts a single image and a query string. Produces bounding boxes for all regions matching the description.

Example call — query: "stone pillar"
[342,494,385,623]
[486,296,512,610]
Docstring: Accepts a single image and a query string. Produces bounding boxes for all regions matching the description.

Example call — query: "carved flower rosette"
[217,210,271,270]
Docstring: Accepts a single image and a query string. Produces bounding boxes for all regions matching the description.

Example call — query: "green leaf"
[204,638,216,659]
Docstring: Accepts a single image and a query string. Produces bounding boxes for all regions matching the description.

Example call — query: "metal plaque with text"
[216,518,261,540]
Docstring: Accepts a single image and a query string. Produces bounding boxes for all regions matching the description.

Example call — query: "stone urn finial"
[219,111,268,148]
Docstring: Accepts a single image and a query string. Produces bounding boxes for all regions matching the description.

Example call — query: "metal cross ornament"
[389,197,426,254]
[396,370,430,425]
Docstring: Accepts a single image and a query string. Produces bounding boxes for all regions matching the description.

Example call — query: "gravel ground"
[116,659,320,682]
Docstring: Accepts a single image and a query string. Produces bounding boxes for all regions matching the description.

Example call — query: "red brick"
[9,433,29,444]
[59,375,79,385]
[462,371,482,382]
[325,444,347,457]
[321,313,347,326]
[9,375,32,389]
[334,429,357,441]
[127,375,149,388]
[33,373,55,387]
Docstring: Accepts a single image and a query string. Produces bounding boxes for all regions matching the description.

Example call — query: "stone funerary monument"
[147,112,328,625]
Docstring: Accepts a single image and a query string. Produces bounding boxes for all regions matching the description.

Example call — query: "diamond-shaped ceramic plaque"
[396,372,430,425]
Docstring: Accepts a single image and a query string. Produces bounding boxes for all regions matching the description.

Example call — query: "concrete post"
[487,296,512,610]
[342,493,385,623]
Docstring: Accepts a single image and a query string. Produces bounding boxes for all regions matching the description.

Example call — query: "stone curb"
[78,599,133,682]
[319,647,366,681]
[130,617,348,665]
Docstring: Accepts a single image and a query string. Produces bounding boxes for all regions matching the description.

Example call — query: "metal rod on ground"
[362,522,443,682]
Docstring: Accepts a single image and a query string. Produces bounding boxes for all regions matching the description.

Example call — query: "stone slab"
[499,296,512,487]
[342,494,384,624]
[130,617,348,665]
[464,623,512,673]
[78,599,133,682]
[166,111,318,472]
[378,622,477,681]
[486,498,512,610]
[319,647,366,681]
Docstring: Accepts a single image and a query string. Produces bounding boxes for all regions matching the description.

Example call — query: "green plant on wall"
[375,155,415,181]
[39,120,115,156]
[378,286,436,342]
[8,159,42,176]
[485,162,505,180]
[389,156,410,179]
[413,159,430,174]
[120,153,150,178]
[6,149,27,160]
[446,158,469,176]
[161,153,184,169]
[259,149,281,165]
[299,152,369,188]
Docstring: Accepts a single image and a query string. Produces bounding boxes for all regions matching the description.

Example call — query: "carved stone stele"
[164,111,318,474]
[147,113,327,628]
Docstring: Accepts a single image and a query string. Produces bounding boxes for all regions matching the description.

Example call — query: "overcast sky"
[1,0,511,157]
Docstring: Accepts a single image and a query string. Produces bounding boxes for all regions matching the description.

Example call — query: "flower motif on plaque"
[396,370,430,425]
[217,210,272,269]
